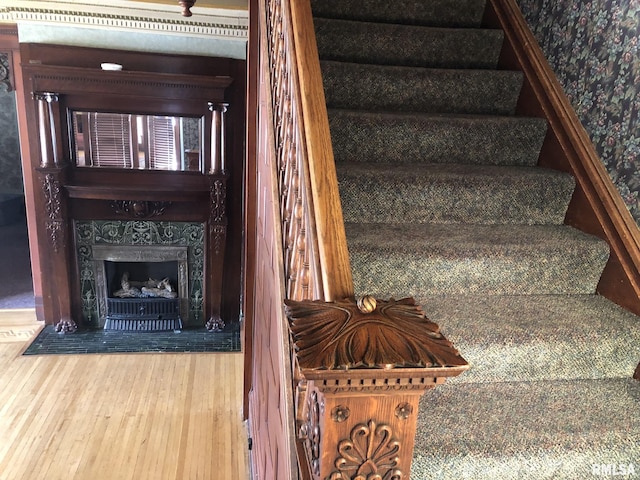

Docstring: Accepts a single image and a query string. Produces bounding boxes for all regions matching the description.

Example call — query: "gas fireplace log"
[113,273,177,299]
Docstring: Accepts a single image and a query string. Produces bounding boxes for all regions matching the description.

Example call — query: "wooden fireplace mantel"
[65,182,211,202]
[17,43,246,331]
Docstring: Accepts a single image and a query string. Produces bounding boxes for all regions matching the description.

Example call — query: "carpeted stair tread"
[337,163,575,225]
[329,109,548,167]
[321,61,524,115]
[417,294,640,383]
[412,377,640,479]
[345,222,610,296]
[311,0,487,28]
[314,18,504,69]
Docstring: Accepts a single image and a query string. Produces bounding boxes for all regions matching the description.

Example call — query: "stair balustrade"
[248,0,469,478]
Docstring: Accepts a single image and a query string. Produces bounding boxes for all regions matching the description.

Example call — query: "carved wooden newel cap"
[284,297,468,372]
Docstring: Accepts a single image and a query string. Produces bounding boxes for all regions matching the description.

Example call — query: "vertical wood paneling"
[245,1,299,474]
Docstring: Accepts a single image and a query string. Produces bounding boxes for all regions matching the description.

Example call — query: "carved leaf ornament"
[284,297,467,370]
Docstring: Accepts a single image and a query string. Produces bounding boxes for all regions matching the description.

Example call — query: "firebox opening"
[103,260,182,332]
[105,260,179,298]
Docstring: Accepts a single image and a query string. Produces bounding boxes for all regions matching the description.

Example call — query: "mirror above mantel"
[72,111,204,172]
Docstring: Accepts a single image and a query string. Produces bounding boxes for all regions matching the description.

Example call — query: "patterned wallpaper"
[0,89,23,193]
[517,0,640,225]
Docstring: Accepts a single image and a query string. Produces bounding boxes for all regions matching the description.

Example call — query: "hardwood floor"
[0,309,249,480]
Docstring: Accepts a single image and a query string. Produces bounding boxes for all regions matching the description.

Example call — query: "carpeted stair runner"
[311,0,640,477]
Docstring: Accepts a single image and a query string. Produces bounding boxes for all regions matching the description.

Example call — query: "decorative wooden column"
[33,92,76,332]
[285,296,469,479]
[205,102,229,331]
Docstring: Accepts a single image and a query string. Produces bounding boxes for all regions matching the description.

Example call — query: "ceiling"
[0,0,249,59]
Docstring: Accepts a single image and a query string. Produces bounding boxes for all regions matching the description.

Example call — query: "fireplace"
[76,220,207,329]
[92,245,189,331]
[18,46,245,332]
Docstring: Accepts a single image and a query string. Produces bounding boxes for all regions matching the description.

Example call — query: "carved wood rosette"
[285,297,469,479]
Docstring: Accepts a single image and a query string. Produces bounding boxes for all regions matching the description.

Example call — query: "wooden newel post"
[285,296,469,479]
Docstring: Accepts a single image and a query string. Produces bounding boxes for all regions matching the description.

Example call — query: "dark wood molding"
[0,26,18,37]
[486,0,640,315]
[24,64,232,102]
[634,362,640,381]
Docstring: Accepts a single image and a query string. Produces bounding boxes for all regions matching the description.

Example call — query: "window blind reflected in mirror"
[72,112,203,171]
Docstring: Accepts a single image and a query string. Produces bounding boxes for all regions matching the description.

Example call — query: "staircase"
[311,0,640,477]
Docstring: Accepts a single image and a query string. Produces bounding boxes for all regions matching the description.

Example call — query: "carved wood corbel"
[285,296,469,479]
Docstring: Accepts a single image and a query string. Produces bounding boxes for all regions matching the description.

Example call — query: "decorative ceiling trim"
[0,1,247,40]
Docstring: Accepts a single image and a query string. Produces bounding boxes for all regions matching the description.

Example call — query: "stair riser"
[315,18,504,69]
[322,61,524,115]
[329,110,548,166]
[337,165,575,225]
[311,0,487,28]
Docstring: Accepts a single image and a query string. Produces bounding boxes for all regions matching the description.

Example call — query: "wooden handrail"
[265,0,353,303]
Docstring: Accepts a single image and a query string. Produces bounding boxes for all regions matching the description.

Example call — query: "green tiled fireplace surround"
[75,221,205,327]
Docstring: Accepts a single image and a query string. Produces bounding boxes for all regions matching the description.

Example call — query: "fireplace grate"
[104,298,182,331]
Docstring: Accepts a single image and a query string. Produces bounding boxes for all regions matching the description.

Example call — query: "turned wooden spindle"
[178,0,195,17]
[209,102,229,174]
[34,92,62,168]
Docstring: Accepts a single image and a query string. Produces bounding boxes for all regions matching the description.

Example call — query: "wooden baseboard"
[486,0,640,315]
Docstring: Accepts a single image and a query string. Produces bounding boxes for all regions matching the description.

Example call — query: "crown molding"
[0,0,247,41]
